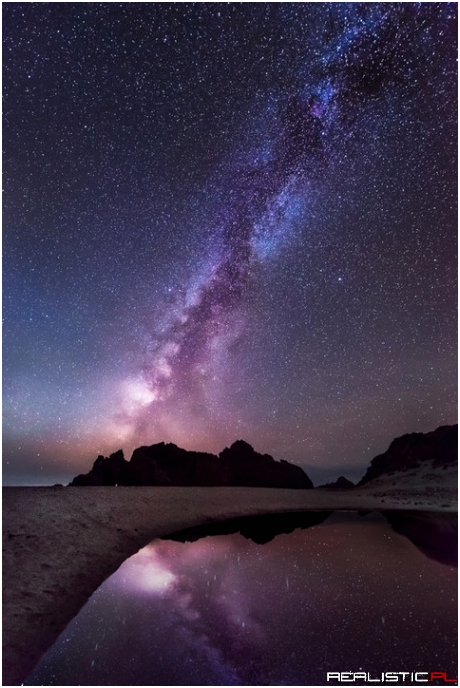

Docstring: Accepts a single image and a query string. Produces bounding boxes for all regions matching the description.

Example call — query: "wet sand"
[3,485,457,686]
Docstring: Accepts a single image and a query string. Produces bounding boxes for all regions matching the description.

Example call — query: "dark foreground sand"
[3,485,457,686]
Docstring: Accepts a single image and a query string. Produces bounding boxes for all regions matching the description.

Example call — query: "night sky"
[3,3,457,485]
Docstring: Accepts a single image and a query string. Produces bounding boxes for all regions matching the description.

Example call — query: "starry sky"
[25,514,457,685]
[3,3,457,485]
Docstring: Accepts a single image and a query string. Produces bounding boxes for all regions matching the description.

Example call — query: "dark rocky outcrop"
[70,440,313,489]
[219,440,313,488]
[128,443,226,487]
[358,424,457,486]
[318,476,355,490]
[71,450,128,486]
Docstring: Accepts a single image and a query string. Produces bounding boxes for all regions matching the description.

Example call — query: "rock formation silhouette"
[70,439,313,489]
[358,424,457,485]
[318,476,355,489]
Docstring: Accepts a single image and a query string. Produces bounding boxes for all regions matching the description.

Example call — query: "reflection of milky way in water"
[26,514,457,686]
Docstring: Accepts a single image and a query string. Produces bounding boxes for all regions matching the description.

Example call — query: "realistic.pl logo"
[326,672,457,683]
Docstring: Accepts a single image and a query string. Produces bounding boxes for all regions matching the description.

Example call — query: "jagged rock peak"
[228,439,255,452]
[319,476,355,489]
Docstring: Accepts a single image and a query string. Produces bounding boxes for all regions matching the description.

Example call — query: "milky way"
[3,3,457,484]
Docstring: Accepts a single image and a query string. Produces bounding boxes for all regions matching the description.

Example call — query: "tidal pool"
[26,512,457,686]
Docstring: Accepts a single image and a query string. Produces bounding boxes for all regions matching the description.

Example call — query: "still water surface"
[26,512,457,686]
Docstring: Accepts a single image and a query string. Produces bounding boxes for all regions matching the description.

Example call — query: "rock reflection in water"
[26,512,457,686]
[382,511,457,567]
[167,510,332,544]
[167,510,458,567]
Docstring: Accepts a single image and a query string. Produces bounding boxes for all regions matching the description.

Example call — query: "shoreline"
[3,486,457,685]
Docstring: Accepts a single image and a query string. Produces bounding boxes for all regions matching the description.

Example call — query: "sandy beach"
[3,482,457,686]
